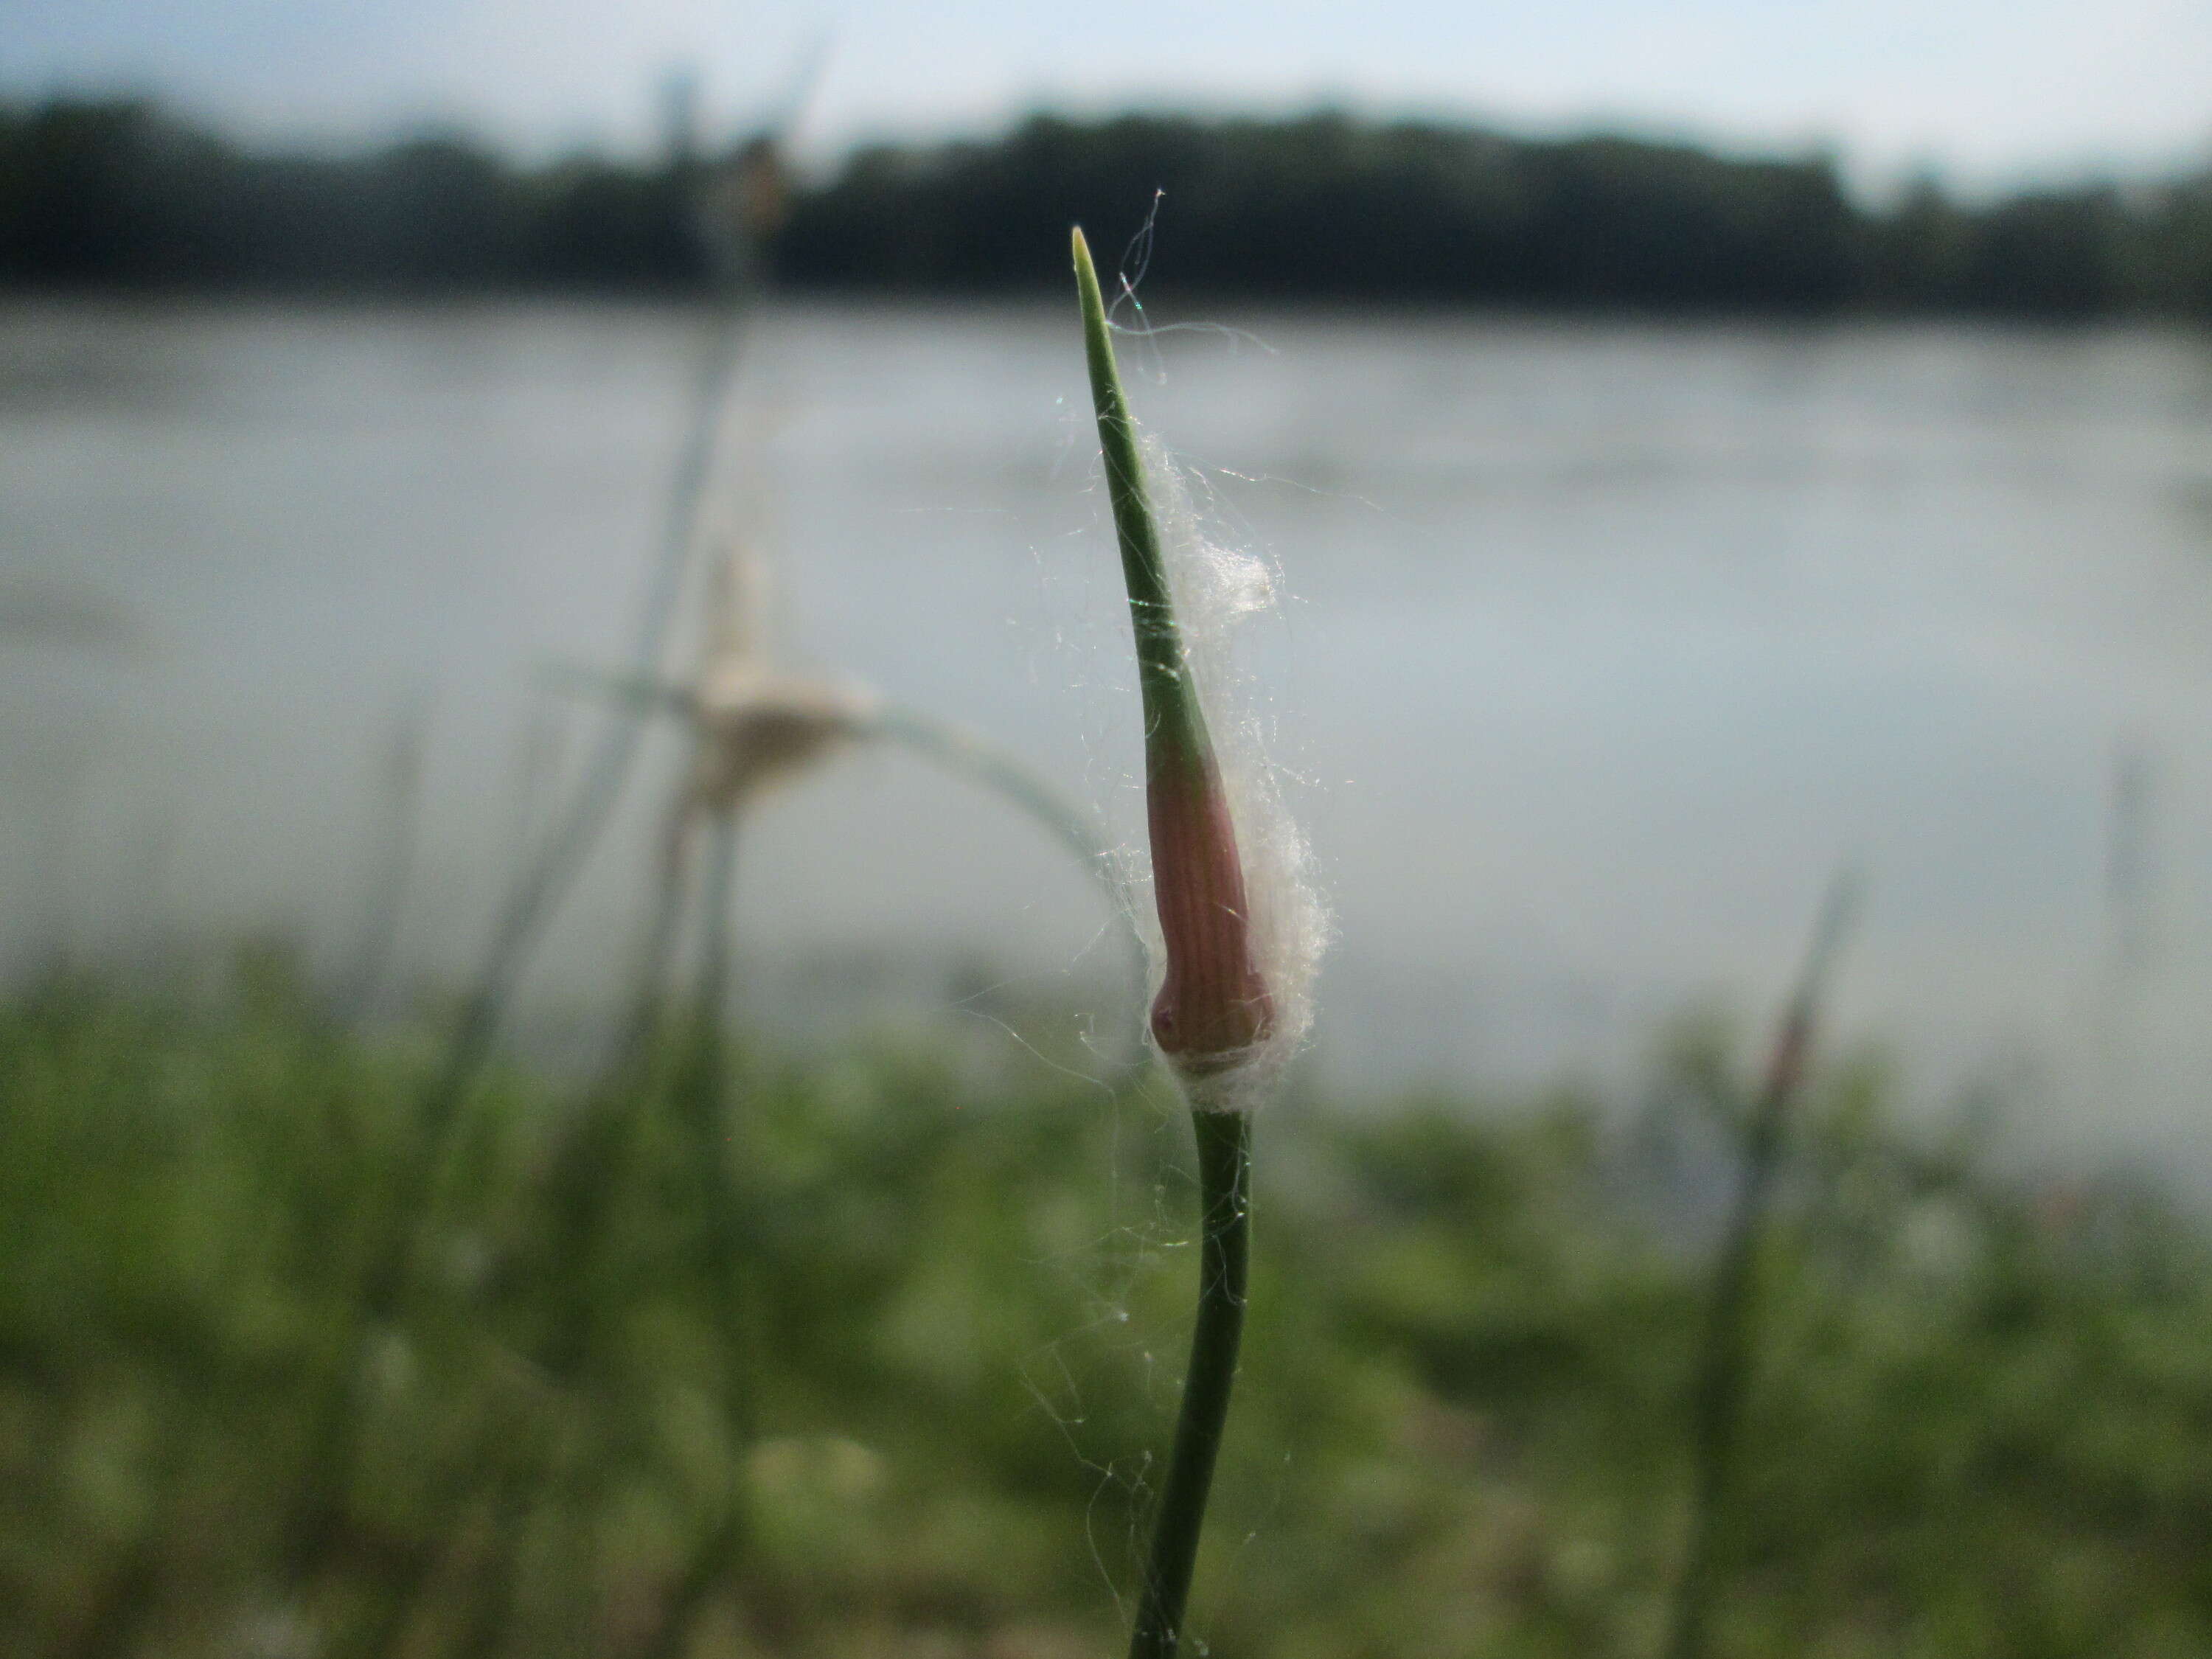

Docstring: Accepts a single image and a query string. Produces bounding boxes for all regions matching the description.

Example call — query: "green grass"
[3,960,2211,1658]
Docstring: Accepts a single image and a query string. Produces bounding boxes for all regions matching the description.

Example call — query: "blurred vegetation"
[4,956,2211,1658]
[4,99,2211,317]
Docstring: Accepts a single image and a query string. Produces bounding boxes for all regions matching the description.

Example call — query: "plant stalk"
[1666,871,1860,1659]
[1129,1107,1251,1659]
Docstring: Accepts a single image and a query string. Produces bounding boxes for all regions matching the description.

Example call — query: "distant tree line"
[4,97,2210,318]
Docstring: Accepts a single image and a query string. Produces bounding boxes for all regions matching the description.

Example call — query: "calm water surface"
[4,299,2211,1156]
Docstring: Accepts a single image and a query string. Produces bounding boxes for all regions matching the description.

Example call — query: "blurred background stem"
[1665,872,1860,1659]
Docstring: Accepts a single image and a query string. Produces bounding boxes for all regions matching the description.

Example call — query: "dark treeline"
[6,96,2211,317]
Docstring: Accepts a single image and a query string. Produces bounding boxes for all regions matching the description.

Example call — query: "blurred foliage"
[4,100,2211,317]
[3,961,2211,1658]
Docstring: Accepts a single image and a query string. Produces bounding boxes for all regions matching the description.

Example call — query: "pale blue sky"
[7,0,2208,192]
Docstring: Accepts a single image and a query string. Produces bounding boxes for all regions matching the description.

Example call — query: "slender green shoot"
[1074,223,1259,1659]
[1666,868,1863,1659]
[1071,228,1215,779]
[1130,1107,1251,1659]
[335,697,428,1023]
[276,107,785,1601]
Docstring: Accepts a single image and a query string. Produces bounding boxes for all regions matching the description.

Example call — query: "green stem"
[1129,1108,1251,1659]
[683,813,753,1434]
[643,809,758,1659]
[608,833,693,1079]
[276,277,757,1593]
[336,698,428,1024]
[1666,871,1860,1659]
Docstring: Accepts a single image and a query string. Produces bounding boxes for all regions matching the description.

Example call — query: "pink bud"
[1146,751,1275,1074]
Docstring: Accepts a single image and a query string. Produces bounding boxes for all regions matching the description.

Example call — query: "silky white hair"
[1121,433,1329,1113]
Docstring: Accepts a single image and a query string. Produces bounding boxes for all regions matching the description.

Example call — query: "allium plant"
[1072,226,1323,1659]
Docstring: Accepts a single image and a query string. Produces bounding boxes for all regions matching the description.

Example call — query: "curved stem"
[866,703,1148,1062]
[1130,1107,1251,1659]
[868,705,1111,882]
[555,678,1150,1067]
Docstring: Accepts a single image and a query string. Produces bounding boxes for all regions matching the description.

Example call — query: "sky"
[6,0,2211,194]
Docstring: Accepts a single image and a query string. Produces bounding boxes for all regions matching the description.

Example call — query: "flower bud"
[1073,226,1282,1090]
[1145,742,1275,1073]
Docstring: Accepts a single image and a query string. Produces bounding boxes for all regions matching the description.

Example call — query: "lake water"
[4,299,2211,1158]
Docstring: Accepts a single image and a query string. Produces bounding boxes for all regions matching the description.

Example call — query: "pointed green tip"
[1071,226,1101,309]
[1067,209,1217,824]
